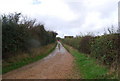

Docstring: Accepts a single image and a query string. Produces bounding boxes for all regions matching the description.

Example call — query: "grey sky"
[0,0,119,38]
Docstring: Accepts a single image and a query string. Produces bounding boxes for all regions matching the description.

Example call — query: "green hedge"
[91,34,119,67]
[2,13,57,59]
[62,37,81,49]
[79,36,93,54]
[63,34,119,71]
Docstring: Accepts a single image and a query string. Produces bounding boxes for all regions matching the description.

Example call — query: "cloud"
[0,0,119,38]
[34,0,78,21]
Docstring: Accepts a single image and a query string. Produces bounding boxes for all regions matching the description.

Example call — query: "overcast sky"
[0,0,119,38]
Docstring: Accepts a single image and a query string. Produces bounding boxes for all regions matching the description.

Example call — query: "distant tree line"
[2,13,57,59]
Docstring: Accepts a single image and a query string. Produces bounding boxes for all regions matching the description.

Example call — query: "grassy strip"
[2,43,56,74]
[64,44,108,79]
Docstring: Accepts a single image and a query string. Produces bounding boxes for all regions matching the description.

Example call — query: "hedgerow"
[2,13,57,59]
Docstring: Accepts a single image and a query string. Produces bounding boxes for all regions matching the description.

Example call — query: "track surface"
[3,42,80,79]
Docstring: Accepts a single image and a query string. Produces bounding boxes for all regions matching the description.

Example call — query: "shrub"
[79,36,94,54]
[62,37,81,49]
[2,13,57,59]
[91,34,119,68]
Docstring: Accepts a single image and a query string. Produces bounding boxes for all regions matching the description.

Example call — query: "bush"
[79,36,94,54]
[2,13,57,59]
[63,33,119,73]
[62,37,81,49]
[91,34,119,67]
[62,31,119,78]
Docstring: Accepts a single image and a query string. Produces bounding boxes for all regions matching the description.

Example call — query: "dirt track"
[3,42,80,79]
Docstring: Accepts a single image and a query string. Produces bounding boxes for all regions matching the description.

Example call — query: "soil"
[3,42,80,79]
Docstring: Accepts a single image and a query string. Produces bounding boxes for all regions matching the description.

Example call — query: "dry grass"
[3,43,56,74]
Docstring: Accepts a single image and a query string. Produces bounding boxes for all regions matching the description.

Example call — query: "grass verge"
[2,43,56,74]
[64,44,108,79]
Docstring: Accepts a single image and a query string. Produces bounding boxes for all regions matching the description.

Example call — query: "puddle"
[43,42,67,60]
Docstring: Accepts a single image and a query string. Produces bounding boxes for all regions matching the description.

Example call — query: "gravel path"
[3,42,80,79]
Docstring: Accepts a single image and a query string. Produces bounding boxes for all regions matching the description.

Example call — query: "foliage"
[2,43,56,74]
[79,36,94,54]
[64,44,108,79]
[62,37,81,49]
[2,13,57,59]
[91,34,119,68]
[62,33,119,78]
